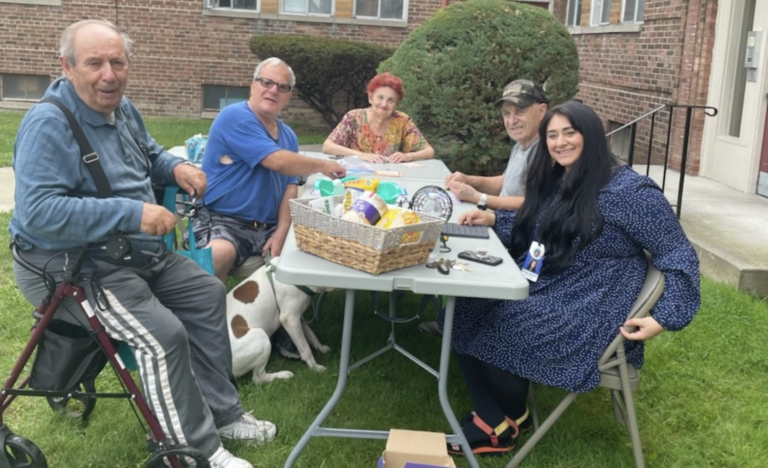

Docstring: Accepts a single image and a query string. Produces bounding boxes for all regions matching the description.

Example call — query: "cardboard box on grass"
[378,429,456,468]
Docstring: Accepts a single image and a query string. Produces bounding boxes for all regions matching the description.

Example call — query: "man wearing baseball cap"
[421,80,547,338]
[445,79,548,212]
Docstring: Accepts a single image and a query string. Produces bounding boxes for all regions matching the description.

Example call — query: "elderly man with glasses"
[193,57,346,283]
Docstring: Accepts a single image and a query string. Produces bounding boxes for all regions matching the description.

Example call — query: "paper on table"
[448,191,460,206]
[339,156,370,167]
[374,170,403,177]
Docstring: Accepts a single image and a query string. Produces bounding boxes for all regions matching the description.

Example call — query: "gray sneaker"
[272,326,301,360]
[217,412,277,446]
[418,321,443,337]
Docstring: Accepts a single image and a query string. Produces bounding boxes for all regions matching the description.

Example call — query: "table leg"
[284,289,356,468]
[439,296,480,468]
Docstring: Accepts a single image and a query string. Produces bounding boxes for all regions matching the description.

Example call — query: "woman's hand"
[358,153,386,164]
[458,210,495,226]
[387,152,412,163]
[620,317,665,341]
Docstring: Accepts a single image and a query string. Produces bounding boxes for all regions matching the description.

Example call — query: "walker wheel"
[3,434,48,468]
[145,445,209,468]
[46,380,97,420]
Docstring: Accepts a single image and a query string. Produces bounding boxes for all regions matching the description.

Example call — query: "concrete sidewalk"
[1,156,766,296]
[639,165,768,296]
[0,166,13,213]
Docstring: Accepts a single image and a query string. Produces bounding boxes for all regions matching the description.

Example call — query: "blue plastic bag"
[185,134,207,164]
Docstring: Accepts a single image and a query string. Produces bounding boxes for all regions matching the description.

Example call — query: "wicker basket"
[290,196,446,275]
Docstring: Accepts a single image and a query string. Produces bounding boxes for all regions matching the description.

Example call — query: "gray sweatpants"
[13,248,243,457]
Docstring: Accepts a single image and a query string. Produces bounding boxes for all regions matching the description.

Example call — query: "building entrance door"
[759,97,768,198]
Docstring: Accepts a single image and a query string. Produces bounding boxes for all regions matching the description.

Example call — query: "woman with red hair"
[322,72,435,163]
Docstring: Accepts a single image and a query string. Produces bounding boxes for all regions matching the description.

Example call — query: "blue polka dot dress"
[447,166,701,393]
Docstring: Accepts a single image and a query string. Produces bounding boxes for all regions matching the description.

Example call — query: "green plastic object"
[376,181,404,204]
[315,176,359,196]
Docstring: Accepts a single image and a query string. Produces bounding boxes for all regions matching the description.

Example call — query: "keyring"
[440,234,451,253]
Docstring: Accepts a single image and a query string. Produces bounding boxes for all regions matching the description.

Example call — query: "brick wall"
[552,0,567,23]
[554,0,717,174]
[0,0,449,127]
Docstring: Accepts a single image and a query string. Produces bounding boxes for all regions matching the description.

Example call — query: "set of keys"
[425,258,472,274]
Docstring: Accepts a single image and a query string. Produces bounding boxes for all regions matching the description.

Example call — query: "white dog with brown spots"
[227,257,331,384]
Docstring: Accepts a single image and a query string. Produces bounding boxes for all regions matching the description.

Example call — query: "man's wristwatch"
[477,193,488,210]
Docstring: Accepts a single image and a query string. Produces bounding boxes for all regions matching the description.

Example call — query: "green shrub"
[380,0,579,175]
[250,35,395,128]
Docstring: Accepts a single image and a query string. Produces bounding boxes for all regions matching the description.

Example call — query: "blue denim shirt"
[10,77,183,250]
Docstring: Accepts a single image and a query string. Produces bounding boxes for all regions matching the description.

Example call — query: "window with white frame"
[590,0,611,25]
[1,74,49,101]
[565,0,582,27]
[202,85,249,111]
[355,0,405,20]
[207,0,258,11]
[621,0,645,23]
[283,0,332,14]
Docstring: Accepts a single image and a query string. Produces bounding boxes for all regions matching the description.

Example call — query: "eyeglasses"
[254,77,293,93]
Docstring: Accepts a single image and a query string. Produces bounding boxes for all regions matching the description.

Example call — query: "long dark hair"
[510,100,619,273]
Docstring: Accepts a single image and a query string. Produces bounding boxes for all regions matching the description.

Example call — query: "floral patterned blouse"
[327,109,429,157]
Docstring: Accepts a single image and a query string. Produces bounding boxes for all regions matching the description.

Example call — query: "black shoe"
[272,326,301,360]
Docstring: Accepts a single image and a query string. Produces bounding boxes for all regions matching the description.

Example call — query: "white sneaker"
[208,446,252,468]
[161,452,200,468]
[217,411,277,446]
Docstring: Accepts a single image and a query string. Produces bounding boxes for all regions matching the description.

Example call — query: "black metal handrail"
[606,104,718,218]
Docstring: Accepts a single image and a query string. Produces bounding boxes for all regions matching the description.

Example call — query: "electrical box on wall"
[745,30,762,82]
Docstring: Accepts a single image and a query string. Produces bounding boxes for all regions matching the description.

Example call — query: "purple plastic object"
[377,458,446,468]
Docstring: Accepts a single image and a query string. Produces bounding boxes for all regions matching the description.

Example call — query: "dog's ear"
[233,280,260,304]
[231,314,250,339]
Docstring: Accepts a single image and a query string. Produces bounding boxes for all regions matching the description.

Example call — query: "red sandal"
[460,407,532,432]
[447,413,520,456]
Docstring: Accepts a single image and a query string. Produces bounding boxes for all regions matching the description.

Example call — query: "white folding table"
[277,188,529,468]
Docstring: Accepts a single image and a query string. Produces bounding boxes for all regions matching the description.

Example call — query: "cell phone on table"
[458,250,503,266]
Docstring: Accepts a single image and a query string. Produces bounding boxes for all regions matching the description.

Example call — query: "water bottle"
[422,192,443,219]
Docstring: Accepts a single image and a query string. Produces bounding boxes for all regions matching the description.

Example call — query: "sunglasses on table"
[254,77,293,93]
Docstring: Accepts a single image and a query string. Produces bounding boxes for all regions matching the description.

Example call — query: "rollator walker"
[1,233,210,468]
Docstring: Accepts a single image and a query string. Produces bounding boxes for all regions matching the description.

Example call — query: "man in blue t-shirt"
[193,58,346,282]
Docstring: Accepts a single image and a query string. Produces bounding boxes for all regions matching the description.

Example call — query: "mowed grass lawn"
[0,209,766,467]
[0,109,327,167]
[1,108,767,467]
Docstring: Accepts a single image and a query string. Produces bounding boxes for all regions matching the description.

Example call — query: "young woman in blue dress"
[448,100,700,456]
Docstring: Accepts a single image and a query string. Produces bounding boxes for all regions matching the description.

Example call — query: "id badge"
[521,241,545,282]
